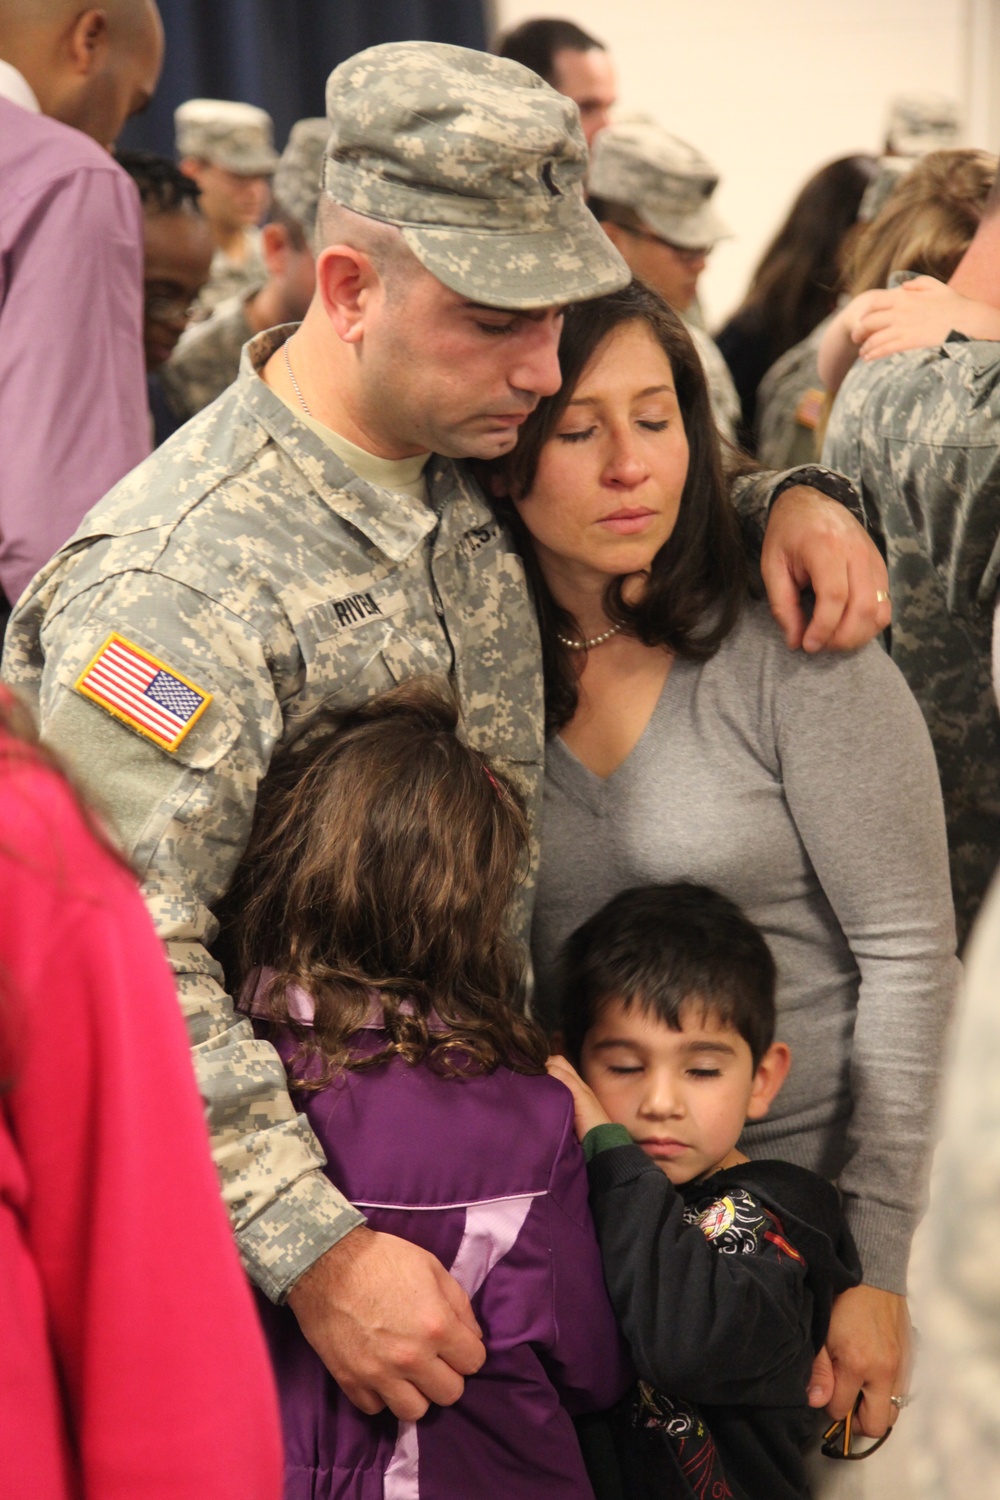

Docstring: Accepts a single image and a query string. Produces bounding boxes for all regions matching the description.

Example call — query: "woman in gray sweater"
[485,280,958,1448]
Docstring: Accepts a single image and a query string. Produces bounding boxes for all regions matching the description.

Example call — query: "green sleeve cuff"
[583,1122,634,1163]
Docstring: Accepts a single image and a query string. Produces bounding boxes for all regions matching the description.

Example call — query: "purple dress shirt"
[248,980,631,1500]
[0,96,149,606]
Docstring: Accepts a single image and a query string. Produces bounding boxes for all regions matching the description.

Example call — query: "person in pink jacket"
[0,685,283,1500]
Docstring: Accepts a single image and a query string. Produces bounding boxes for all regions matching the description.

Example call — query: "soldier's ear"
[261,222,291,275]
[315,245,377,344]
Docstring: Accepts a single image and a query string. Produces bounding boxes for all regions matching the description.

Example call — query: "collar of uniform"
[941,332,1000,379]
[238,325,439,562]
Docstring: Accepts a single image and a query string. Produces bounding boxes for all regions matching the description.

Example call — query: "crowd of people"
[1,3,998,1498]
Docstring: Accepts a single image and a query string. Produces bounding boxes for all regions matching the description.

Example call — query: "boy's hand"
[854,275,1000,362]
[546,1054,612,1141]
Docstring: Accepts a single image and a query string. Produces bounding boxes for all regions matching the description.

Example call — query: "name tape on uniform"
[74,632,213,752]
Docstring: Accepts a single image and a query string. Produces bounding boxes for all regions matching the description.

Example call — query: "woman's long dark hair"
[731,154,877,358]
[481,279,750,736]
[228,678,548,1085]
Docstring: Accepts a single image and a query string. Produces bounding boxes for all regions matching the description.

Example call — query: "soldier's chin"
[462,426,523,461]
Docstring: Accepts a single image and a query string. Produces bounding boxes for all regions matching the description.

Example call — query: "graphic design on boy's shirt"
[630,1383,733,1500]
[685,1188,805,1265]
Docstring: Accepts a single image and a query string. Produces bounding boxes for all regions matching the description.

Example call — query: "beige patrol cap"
[272,117,327,239]
[321,41,630,311]
[589,120,731,251]
[175,98,280,175]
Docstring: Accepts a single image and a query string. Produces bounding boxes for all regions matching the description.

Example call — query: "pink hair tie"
[483,763,504,799]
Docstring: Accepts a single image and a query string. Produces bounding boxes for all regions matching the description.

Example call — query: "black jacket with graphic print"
[586,1147,862,1500]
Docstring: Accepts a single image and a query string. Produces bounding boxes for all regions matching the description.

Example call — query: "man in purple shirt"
[0,0,163,619]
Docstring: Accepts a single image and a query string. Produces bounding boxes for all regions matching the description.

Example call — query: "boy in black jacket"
[549,883,861,1500]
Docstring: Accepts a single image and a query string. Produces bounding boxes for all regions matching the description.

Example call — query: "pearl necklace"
[555,623,623,651]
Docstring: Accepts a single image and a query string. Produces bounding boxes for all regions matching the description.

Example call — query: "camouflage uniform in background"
[4,42,864,1304]
[159,291,256,421]
[687,320,742,446]
[823,336,1000,946]
[162,118,328,423]
[755,317,830,470]
[270,117,328,243]
[175,99,279,320]
[197,235,267,318]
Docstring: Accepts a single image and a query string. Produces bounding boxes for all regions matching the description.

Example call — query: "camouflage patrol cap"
[886,94,961,158]
[175,99,280,175]
[856,155,914,224]
[272,118,327,239]
[321,41,629,311]
[588,120,731,250]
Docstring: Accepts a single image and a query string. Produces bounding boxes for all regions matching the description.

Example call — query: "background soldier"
[587,119,742,442]
[176,97,278,316]
[823,168,1000,946]
[494,15,617,148]
[5,40,887,1421]
[162,117,326,423]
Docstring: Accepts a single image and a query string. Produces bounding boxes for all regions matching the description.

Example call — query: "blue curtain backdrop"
[120,0,491,157]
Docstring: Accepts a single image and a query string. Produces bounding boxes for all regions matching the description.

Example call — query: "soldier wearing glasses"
[588,119,742,442]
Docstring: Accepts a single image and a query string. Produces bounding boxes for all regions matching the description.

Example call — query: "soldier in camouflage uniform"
[823,175,1000,947]
[162,118,327,423]
[755,315,832,470]
[586,119,742,443]
[4,40,888,1419]
[176,99,277,318]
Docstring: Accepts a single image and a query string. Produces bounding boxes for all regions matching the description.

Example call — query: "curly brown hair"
[229,678,548,1085]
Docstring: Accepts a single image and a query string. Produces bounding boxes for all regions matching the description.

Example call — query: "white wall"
[491,0,1000,328]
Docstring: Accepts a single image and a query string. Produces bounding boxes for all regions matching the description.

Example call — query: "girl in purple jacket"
[229,679,630,1500]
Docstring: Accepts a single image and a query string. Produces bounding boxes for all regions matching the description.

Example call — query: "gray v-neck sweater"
[531,601,959,1293]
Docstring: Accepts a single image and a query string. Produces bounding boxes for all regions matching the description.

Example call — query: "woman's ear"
[745,1041,791,1122]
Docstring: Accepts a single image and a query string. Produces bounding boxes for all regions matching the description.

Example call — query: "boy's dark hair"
[495,18,605,83]
[559,884,777,1068]
[228,677,548,1085]
[116,149,202,215]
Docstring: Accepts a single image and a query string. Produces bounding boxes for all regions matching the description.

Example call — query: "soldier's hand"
[761,484,891,653]
[287,1225,486,1420]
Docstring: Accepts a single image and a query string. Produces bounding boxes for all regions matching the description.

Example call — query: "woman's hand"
[546,1054,612,1141]
[806,1283,913,1437]
[852,275,1000,363]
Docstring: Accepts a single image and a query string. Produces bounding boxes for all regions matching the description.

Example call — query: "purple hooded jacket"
[249,978,631,1500]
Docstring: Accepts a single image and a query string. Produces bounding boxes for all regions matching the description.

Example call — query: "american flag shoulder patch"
[74,632,213,752]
